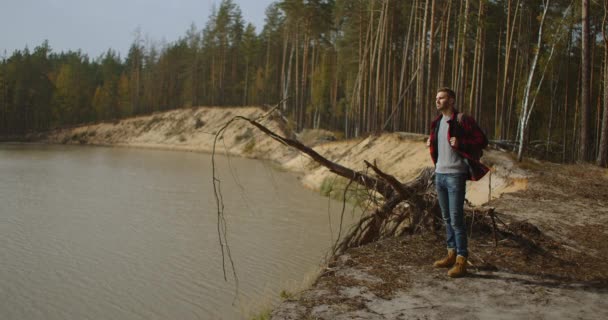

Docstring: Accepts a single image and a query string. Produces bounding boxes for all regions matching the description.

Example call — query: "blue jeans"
[435,173,468,257]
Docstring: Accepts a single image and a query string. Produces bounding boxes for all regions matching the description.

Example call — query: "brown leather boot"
[447,255,467,277]
[433,249,456,268]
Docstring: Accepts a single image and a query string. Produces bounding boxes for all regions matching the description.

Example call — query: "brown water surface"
[0,144,355,319]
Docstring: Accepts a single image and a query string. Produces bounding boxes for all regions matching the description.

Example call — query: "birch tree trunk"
[517,0,550,162]
[283,39,295,113]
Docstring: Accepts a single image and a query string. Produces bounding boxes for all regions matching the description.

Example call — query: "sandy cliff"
[36,106,524,207]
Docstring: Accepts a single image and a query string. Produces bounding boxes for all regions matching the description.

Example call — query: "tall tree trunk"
[418,0,429,133]
[469,0,484,116]
[457,0,469,110]
[265,31,272,103]
[384,11,393,131]
[300,29,310,130]
[573,66,581,160]
[295,30,300,129]
[563,29,573,162]
[477,26,486,124]
[507,25,522,141]
[495,27,502,138]
[452,0,463,91]
[452,1,461,89]
[398,2,416,131]
[283,39,295,113]
[310,40,317,129]
[579,0,591,161]
[374,1,388,133]
[598,0,608,166]
[517,0,550,162]
[411,0,420,132]
[280,31,289,111]
[243,58,249,105]
[547,65,556,157]
[426,0,436,132]
[500,0,521,139]
[438,1,452,88]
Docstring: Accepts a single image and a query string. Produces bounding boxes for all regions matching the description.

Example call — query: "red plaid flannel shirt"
[429,111,489,181]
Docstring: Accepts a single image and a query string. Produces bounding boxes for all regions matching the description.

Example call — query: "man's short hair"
[437,87,456,100]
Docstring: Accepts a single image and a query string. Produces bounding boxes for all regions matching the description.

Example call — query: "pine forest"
[1,0,607,165]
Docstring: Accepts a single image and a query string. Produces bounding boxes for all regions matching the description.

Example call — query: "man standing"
[427,87,489,278]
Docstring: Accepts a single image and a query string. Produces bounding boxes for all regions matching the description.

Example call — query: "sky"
[0,0,275,59]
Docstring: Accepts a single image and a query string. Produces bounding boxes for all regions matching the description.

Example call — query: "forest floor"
[271,160,608,319]
[26,106,608,319]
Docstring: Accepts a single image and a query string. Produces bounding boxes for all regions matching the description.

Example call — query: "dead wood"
[244,118,395,199]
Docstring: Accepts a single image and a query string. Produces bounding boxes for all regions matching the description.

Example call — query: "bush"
[320,176,368,206]
[320,176,336,197]
[279,290,294,300]
[235,128,254,143]
[243,139,256,153]
[142,116,163,132]
[250,309,271,320]
[195,118,205,129]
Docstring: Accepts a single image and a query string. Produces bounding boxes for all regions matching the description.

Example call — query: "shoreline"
[17,106,606,319]
[20,106,525,206]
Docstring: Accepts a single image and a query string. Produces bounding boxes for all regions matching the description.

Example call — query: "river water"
[0,144,356,319]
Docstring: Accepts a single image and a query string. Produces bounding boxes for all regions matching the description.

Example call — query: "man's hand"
[450,137,458,148]
[426,138,431,147]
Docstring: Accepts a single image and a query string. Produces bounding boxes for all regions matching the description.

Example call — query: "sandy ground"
[36,107,293,158]
[275,265,607,319]
[272,229,608,320]
[32,106,608,319]
[271,155,608,319]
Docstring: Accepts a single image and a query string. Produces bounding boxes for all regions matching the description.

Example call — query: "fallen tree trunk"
[244,117,396,199]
